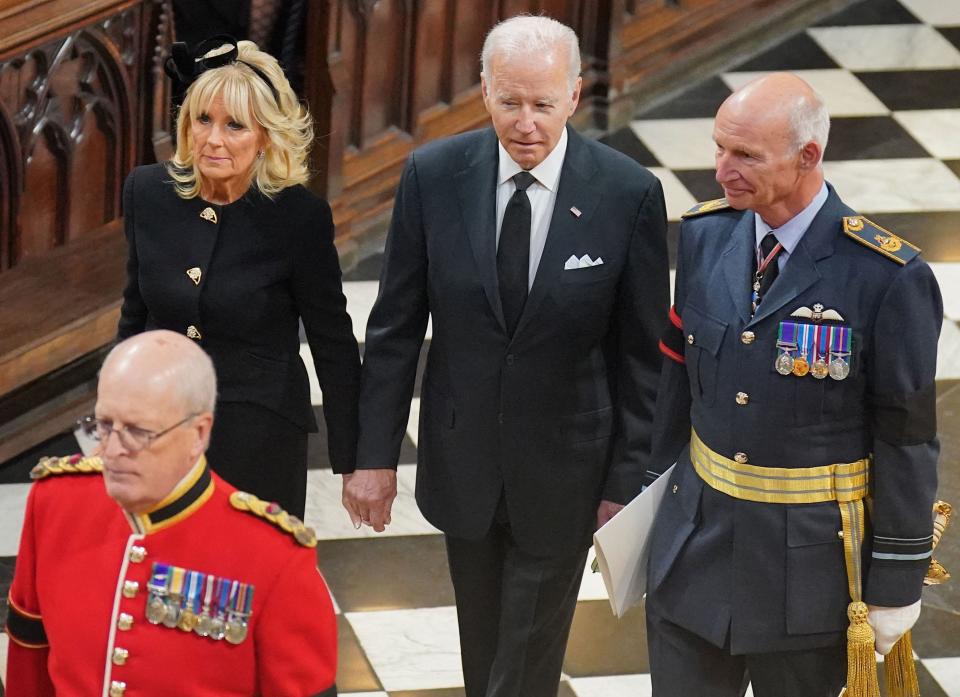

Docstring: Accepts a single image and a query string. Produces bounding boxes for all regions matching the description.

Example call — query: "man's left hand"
[342,469,398,532]
[867,600,922,654]
[596,500,624,530]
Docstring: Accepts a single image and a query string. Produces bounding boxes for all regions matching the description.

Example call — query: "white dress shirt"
[495,128,569,290]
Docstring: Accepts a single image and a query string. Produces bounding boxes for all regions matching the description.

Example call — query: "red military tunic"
[5,455,337,697]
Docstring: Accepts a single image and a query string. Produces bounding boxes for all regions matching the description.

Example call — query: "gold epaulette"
[842,216,920,265]
[229,491,317,548]
[30,454,103,480]
[681,198,731,219]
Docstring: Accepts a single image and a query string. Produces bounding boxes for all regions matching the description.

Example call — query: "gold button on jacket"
[122,580,139,598]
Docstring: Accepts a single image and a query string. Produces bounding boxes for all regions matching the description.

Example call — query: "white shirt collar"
[497,127,568,191]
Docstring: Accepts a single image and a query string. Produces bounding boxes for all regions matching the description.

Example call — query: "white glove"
[867,600,922,655]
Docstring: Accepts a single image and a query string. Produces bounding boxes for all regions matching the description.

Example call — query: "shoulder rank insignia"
[229,491,317,547]
[30,454,103,480]
[681,198,731,219]
[842,216,920,265]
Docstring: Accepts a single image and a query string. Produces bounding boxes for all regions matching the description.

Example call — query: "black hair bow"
[163,34,280,105]
[164,35,239,88]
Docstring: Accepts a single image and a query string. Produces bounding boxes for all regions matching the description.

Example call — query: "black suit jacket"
[356,127,669,555]
[118,163,360,471]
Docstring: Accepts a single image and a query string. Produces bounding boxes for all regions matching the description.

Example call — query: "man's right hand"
[341,469,398,533]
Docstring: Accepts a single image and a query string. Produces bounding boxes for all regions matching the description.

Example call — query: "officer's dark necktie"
[752,231,782,315]
[498,171,536,336]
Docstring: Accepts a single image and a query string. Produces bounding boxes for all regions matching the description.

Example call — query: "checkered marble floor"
[3,0,960,694]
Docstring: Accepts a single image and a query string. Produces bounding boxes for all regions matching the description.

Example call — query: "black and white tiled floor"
[2,0,960,694]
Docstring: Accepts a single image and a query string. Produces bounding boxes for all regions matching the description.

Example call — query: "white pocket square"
[565,254,604,270]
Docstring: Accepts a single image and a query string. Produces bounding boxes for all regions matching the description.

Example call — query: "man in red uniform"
[4,330,338,696]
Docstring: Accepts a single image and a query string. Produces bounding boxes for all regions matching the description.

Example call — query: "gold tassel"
[884,631,920,697]
[846,601,881,697]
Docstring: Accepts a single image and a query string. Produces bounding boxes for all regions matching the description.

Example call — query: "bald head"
[712,72,829,227]
[96,331,217,513]
[719,72,830,158]
[102,330,217,415]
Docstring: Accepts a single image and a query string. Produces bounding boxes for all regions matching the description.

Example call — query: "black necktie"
[753,232,781,313]
[498,171,536,336]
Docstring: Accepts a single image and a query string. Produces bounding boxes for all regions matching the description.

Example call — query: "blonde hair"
[168,40,313,199]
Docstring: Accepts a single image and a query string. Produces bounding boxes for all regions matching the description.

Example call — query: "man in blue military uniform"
[645,73,942,696]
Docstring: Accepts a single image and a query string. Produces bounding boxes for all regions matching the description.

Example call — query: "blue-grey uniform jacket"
[645,185,942,654]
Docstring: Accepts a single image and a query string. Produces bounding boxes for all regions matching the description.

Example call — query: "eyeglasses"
[76,414,198,453]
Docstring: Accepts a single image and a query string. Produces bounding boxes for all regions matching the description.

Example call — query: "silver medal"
[195,612,213,637]
[225,617,248,645]
[829,357,850,381]
[162,598,181,628]
[209,616,226,641]
[146,596,167,624]
[775,351,795,376]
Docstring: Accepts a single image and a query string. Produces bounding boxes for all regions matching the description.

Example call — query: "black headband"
[164,34,281,106]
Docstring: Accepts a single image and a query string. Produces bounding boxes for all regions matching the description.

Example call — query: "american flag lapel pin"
[570,206,582,218]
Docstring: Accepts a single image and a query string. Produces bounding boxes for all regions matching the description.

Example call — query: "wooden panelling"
[0,3,144,270]
[0,219,125,396]
[0,101,14,270]
[0,0,172,459]
[605,0,813,125]
[448,0,494,98]
[0,0,136,55]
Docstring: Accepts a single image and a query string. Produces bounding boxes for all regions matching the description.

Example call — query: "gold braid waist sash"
[689,428,897,697]
[690,429,870,504]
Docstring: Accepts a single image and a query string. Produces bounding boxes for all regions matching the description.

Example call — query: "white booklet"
[592,464,675,618]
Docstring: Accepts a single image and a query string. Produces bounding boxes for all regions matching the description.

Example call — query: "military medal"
[208,578,231,641]
[162,566,186,628]
[224,581,246,644]
[774,321,797,375]
[829,356,850,380]
[829,325,852,381]
[195,574,217,637]
[811,325,829,379]
[177,570,204,632]
[775,351,795,375]
[145,563,170,625]
[792,323,810,377]
[811,358,829,379]
[792,355,809,377]
[225,581,254,645]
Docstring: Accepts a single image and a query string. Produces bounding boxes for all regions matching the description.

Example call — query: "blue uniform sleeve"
[645,223,693,486]
[863,258,942,606]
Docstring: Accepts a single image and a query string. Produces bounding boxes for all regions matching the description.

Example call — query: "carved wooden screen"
[0,0,173,272]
